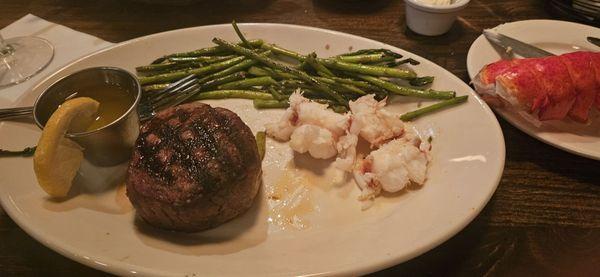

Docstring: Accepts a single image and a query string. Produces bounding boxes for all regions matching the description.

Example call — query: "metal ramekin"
[33,67,141,166]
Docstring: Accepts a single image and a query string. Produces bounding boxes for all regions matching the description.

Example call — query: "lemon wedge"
[33,97,99,197]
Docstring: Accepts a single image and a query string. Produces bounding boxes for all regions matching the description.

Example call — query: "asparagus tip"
[400,95,468,121]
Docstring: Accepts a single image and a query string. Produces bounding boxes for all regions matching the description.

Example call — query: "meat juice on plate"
[267,166,316,230]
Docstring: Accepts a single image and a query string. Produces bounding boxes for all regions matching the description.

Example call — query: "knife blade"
[588,36,600,47]
[483,30,555,58]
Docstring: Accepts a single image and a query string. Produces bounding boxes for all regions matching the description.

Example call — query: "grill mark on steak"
[215,107,257,172]
[137,105,221,189]
[203,109,243,182]
[126,102,261,231]
[129,103,257,205]
[176,112,220,188]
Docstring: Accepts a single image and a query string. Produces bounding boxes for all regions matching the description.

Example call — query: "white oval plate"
[0,24,504,276]
[466,19,600,160]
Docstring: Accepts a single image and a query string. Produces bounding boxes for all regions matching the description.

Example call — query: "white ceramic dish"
[467,19,600,160]
[404,0,471,36]
[0,23,505,276]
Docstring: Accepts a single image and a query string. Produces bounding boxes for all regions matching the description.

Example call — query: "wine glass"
[0,34,54,87]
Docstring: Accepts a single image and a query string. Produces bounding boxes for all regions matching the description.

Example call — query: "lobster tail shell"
[560,52,598,122]
[474,51,600,122]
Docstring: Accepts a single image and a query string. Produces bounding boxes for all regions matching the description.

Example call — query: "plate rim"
[1,22,506,276]
[466,19,600,161]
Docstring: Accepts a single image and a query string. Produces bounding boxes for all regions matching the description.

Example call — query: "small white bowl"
[405,0,471,36]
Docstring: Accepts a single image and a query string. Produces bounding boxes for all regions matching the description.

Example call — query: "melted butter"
[267,167,315,230]
[66,83,134,132]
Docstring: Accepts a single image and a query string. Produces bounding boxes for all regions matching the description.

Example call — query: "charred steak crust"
[126,102,261,232]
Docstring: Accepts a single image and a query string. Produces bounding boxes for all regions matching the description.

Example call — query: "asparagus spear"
[387,58,420,66]
[193,90,275,100]
[201,72,247,89]
[336,53,396,64]
[151,39,264,64]
[261,45,415,91]
[255,131,266,160]
[356,74,455,99]
[136,61,201,73]
[139,56,247,85]
[168,55,237,64]
[337,48,404,58]
[262,44,404,63]
[279,80,362,98]
[260,43,305,61]
[213,37,347,105]
[261,43,418,85]
[268,86,288,101]
[260,44,414,89]
[148,74,253,105]
[248,66,297,80]
[0,146,36,157]
[253,99,290,109]
[148,73,248,99]
[279,79,318,91]
[262,43,399,65]
[316,77,367,95]
[321,59,417,80]
[217,76,277,90]
[247,66,270,76]
[253,98,347,114]
[325,76,381,91]
[232,20,253,48]
[197,58,259,83]
[143,83,170,92]
[400,95,468,121]
[409,76,434,87]
[305,52,335,77]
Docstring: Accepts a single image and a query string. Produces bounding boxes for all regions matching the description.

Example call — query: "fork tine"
[138,73,211,121]
[143,74,195,99]
[0,110,34,120]
[0,109,32,115]
[153,83,201,111]
[151,77,198,103]
[0,107,34,113]
[147,75,199,105]
[139,110,154,122]
[164,84,202,108]
[0,106,34,119]
[0,111,32,117]
[161,74,196,92]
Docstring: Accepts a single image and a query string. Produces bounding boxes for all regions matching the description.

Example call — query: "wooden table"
[1,0,599,275]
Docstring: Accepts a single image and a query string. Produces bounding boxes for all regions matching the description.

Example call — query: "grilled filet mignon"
[126,102,261,232]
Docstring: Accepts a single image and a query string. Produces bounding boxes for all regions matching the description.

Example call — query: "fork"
[139,74,200,121]
[0,106,34,120]
[0,74,201,122]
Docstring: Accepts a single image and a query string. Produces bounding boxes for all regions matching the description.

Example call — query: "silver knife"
[588,36,600,47]
[483,30,555,58]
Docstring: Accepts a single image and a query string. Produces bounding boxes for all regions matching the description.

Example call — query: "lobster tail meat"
[473,51,600,122]
[494,59,545,112]
[478,59,514,85]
